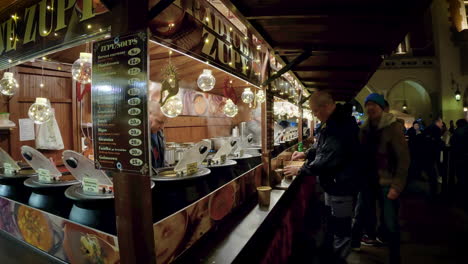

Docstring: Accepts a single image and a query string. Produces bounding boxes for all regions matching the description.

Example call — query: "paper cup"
[257,186,272,207]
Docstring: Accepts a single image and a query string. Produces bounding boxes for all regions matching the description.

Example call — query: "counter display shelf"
[24,176,78,218]
[0,168,35,203]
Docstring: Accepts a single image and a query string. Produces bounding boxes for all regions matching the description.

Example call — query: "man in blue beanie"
[353,93,409,264]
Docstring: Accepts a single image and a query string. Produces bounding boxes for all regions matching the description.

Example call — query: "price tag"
[37,168,52,183]
[220,155,226,164]
[240,150,244,157]
[83,177,99,194]
[186,162,198,176]
[3,163,15,176]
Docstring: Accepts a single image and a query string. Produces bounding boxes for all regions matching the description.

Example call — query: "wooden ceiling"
[222,0,433,101]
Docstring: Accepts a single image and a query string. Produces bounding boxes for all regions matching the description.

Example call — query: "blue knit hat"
[365,93,386,109]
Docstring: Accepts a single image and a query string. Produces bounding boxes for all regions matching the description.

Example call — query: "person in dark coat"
[422,118,444,199]
[358,93,410,264]
[285,91,361,264]
[450,119,468,200]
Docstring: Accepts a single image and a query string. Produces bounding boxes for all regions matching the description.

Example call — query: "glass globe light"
[28,97,53,124]
[256,89,266,103]
[71,52,92,84]
[197,69,216,91]
[161,95,183,118]
[223,99,238,117]
[241,88,254,104]
[0,72,19,96]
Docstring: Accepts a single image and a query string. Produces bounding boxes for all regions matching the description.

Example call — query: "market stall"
[0,1,314,264]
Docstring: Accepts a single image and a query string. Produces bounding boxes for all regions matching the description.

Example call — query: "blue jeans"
[324,193,354,263]
[379,186,401,264]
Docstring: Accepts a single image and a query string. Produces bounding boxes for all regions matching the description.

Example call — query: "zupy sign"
[0,0,110,70]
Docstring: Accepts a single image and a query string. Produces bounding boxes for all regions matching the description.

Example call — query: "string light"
[256,89,266,103]
[161,95,183,118]
[197,69,216,91]
[0,72,19,96]
[87,24,92,29]
[71,53,92,84]
[28,98,53,124]
[223,99,238,117]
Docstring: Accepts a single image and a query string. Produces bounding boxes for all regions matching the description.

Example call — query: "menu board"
[92,31,150,175]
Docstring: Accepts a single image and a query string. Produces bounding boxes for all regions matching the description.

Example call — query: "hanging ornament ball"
[28,97,53,124]
[161,95,183,118]
[197,69,216,91]
[223,99,238,117]
[0,72,19,96]
[71,52,92,84]
[241,88,254,104]
[256,89,266,103]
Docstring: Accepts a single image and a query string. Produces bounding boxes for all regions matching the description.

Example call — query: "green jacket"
[360,113,410,192]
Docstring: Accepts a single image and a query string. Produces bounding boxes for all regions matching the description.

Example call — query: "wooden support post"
[113,173,155,264]
[105,1,156,263]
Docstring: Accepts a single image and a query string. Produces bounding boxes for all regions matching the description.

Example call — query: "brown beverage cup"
[257,186,272,206]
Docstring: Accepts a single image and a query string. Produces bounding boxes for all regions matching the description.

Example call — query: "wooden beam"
[262,49,312,86]
[148,0,176,21]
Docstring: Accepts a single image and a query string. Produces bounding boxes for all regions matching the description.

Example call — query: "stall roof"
[222,0,432,101]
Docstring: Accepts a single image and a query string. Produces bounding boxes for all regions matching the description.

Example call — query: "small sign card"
[37,168,51,183]
[3,163,14,176]
[186,162,198,176]
[83,177,99,194]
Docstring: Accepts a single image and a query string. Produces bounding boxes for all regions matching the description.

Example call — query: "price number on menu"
[3,163,15,176]
[186,162,198,175]
[128,118,142,126]
[128,67,141,75]
[129,128,142,136]
[129,148,142,156]
[128,108,141,116]
[37,168,52,183]
[129,138,142,146]
[130,158,143,166]
[83,177,99,194]
[128,57,141,66]
[127,88,141,96]
[128,98,141,106]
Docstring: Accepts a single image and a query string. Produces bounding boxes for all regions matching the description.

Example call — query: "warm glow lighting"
[455,91,461,101]
[42,57,46,60]
[169,50,173,55]
[256,45,261,50]
[71,53,92,84]
[197,69,216,91]
[205,17,210,22]
[244,36,248,40]
[28,98,53,124]
[87,24,92,29]
[229,27,233,32]
[11,14,18,20]
[54,33,58,36]
[205,38,209,43]
[8,59,12,63]
[40,83,44,88]
[43,30,47,34]
[464,107,468,112]
[0,72,19,96]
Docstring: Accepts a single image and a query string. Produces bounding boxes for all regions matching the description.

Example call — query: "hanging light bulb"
[28,97,53,124]
[71,52,92,84]
[241,88,254,105]
[256,89,266,103]
[161,95,183,118]
[223,99,238,117]
[402,101,408,111]
[464,107,468,112]
[455,88,461,101]
[0,72,19,96]
[197,69,216,91]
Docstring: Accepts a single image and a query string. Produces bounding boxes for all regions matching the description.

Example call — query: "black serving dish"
[202,159,237,190]
[0,168,35,202]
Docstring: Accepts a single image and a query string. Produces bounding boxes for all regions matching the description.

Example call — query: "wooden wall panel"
[163,104,253,143]
[7,65,78,163]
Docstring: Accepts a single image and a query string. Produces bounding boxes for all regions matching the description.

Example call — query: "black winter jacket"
[298,104,361,196]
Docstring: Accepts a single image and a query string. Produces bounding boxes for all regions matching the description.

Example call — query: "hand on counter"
[387,188,400,200]
[284,166,300,178]
[291,151,306,161]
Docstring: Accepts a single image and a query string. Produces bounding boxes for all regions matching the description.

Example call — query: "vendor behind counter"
[149,82,168,169]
